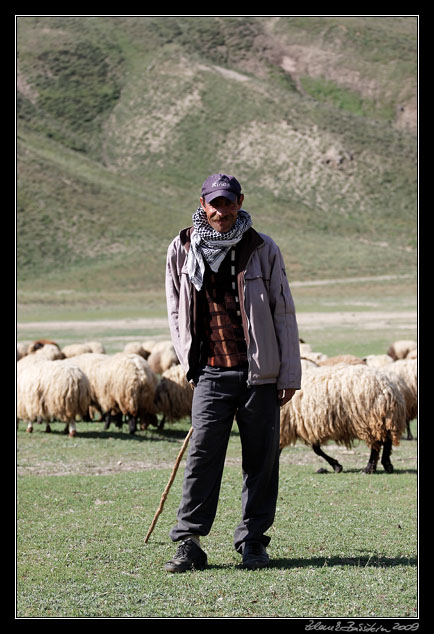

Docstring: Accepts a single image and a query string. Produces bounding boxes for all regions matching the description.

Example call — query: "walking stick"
[144,426,193,543]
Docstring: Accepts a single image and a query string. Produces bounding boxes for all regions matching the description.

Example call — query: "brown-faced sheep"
[17,355,91,436]
[280,363,406,474]
[154,364,193,427]
[27,339,61,354]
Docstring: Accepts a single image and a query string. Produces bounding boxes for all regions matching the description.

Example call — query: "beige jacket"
[165,226,301,390]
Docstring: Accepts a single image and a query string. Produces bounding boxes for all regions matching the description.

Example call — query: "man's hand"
[277,388,296,407]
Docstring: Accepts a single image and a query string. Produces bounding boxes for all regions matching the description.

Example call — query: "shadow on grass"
[158,555,417,572]
[268,554,417,570]
[313,467,417,475]
[41,425,191,442]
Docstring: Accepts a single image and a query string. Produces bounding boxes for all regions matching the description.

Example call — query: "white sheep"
[67,352,159,433]
[62,341,105,357]
[147,340,179,374]
[318,354,366,366]
[154,364,193,427]
[24,340,65,360]
[123,341,151,359]
[363,354,394,368]
[17,355,91,436]
[381,358,417,440]
[387,340,417,361]
[280,363,407,474]
[17,342,29,361]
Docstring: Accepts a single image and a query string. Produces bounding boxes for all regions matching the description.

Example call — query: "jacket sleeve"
[268,243,302,390]
[165,238,183,366]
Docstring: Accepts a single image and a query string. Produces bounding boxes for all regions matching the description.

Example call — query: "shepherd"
[164,173,302,571]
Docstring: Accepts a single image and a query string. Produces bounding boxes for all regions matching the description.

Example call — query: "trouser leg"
[233,383,280,553]
[169,366,238,542]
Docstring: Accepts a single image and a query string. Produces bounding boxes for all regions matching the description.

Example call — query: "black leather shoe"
[242,541,270,570]
[165,538,208,573]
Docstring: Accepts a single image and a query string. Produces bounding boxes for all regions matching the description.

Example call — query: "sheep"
[31,343,65,360]
[17,342,29,361]
[17,355,91,436]
[154,364,193,427]
[363,354,394,368]
[387,340,417,361]
[300,357,319,372]
[62,341,105,357]
[66,352,159,434]
[298,350,328,364]
[381,358,417,440]
[318,354,366,366]
[280,363,407,474]
[147,340,179,374]
[27,339,61,354]
[123,341,151,359]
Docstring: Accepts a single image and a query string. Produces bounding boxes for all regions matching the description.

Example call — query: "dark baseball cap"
[201,173,242,203]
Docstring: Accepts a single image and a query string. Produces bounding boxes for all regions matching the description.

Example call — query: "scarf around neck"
[187,206,252,291]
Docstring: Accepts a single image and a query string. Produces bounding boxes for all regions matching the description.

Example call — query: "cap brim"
[204,190,237,203]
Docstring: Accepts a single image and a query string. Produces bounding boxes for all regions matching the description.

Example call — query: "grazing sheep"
[154,364,193,427]
[32,343,65,360]
[300,357,319,372]
[27,339,61,354]
[147,340,179,374]
[318,354,366,366]
[67,352,159,434]
[299,350,328,364]
[62,341,105,357]
[17,342,29,360]
[280,364,406,474]
[123,341,151,359]
[381,358,417,440]
[387,340,417,361]
[363,354,394,368]
[17,355,91,436]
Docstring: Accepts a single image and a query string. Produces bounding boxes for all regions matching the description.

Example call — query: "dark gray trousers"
[169,365,280,553]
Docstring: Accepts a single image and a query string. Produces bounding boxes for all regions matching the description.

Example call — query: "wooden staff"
[144,426,193,543]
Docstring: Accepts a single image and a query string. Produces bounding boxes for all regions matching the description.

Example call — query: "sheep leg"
[406,421,413,441]
[364,443,380,474]
[312,442,343,473]
[128,415,137,435]
[104,412,112,430]
[380,435,394,473]
[26,422,33,433]
[114,412,123,428]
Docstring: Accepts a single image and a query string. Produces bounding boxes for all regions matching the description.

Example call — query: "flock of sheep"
[16,336,417,474]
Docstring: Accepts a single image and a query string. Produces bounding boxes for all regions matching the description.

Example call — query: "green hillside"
[17,16,417,320]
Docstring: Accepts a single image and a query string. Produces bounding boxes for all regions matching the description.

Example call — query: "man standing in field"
[164,173,301,571]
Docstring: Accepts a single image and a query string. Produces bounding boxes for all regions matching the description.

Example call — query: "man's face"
[200,194,244,233]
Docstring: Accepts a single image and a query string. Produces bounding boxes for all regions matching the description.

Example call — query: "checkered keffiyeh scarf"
[187,206,252,291]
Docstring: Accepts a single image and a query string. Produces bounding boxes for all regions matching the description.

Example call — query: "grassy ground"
[16,418,417,619]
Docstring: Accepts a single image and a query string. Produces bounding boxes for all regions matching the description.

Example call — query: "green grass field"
[16,417,417,619]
